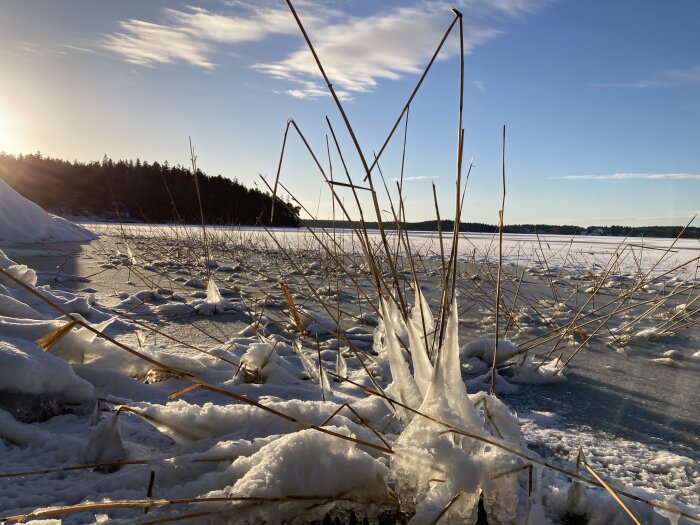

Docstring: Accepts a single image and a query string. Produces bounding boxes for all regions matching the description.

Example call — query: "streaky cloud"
[590,64,700,89]
[102,0,546,97]
[391,176,439,182]
[554,173,700,181]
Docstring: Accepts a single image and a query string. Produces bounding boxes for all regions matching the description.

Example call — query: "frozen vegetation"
[0,5,698,522]
[0,214,698,524]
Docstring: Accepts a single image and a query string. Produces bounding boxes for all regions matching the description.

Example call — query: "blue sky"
[0,0,698,226]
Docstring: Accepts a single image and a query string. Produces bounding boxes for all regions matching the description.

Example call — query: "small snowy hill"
[0,177,96,245]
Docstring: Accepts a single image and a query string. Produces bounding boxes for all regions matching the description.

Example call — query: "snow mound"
[226,428,389,499]
[461,338,519,365]
[0,177,96,245]
[0,337,95,421]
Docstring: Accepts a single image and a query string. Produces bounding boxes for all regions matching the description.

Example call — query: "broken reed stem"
[145,469,156,514]
[490,125,506,395]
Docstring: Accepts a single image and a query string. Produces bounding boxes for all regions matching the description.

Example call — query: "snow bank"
[226,428,389,499]
[0,337,94,403]
[0,177,96,244]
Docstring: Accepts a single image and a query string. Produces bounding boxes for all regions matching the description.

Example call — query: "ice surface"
[0,233,696,524]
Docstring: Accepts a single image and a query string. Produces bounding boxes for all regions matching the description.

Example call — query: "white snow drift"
[0,177,96,244]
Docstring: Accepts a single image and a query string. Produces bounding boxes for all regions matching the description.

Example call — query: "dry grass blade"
[36,320,78,351]
[168,383,201,400]
[281,282,305,336]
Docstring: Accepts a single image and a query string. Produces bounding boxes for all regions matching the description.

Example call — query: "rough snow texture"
[0,247,696,525]
[0,178,96,244]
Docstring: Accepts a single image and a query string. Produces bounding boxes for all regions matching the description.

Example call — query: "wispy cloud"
[591,65,700,89]
[104,19,216,68]
[103,4,300,69]
[391,175,439,182]
[553,173,700,181]
[103,1,545,97]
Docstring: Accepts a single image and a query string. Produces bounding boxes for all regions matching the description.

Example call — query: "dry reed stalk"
[491,464,533,496]
[285,0,409,318]
[255,179,382,320]
[319,403,393,451]
[260,121,388,310]
[0,460,151,479]
[582,454,642,525]
[145,469,156,514]
[428,491,463,525]
[2,495,394,523]
[365,13,460,176]
[520,278,700,357]
[257,223,395,402]
[188,138,211,281]
[281,282,305,336]
[490,125,506,395]
[270,119,291,223]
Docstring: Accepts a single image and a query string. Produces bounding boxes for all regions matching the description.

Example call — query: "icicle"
[84,411,126,467]
[407,282,435,397]
[334,347,347,382]
[318,359,333,401]
[293,340,319,381]
[566,480,588,517]
[413,283,435,339]
[206,277,224,305]
[406,321,432,397]
[380,299,421,411]
[441,299,482,429]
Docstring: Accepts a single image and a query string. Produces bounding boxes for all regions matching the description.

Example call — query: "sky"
[0,0,698,227]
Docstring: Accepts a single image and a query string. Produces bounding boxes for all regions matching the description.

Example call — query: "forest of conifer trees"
[0,152,300,226]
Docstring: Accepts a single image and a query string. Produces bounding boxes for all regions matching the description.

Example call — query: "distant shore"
[303,219,700,239]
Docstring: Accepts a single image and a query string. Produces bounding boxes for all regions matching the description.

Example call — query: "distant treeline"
[0,152,300,226]
[305,220,700,239]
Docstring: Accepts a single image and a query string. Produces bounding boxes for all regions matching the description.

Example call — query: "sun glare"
[0,109,21,153]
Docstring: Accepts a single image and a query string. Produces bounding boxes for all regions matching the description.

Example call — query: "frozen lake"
[2,223,698,521]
